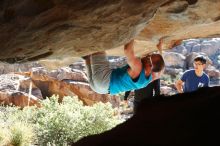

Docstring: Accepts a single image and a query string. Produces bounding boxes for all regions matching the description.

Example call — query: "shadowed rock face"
[0,0,220,63]
[0,0,165,63]
[72,86,220,146]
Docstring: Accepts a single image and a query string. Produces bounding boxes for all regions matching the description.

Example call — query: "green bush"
[161,74,181,85]
[0,127,10,146]
[0,107,35,146]
[34,95,122,145]
[0,95,122,146]
[9,122,34,146]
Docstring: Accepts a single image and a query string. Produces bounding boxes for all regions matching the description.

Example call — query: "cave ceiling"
[0,0,220,64]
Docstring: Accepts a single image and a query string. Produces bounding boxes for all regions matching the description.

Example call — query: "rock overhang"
[0,0,220,64]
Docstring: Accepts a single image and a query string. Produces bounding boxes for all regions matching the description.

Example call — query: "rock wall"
[0,0,165,63]
[0,0,220,65]
[0,66,121,108]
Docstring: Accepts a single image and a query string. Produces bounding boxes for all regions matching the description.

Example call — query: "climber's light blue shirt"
[109,65,152,95]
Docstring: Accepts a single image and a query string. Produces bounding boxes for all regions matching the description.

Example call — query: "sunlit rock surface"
[137,0,220,53]
[28,67,119,107]
[0,74,41,107]
[0,0,220,64]
[0,67,121,108]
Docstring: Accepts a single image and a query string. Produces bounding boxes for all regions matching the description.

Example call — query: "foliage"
[0,106,35,146]
[9,122,34,146]
[0,127,9,146]
[161,74,180,85]
[0,95,122,146]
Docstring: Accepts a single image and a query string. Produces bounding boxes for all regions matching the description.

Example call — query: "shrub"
[161,74,180,85]
[161,74,173,84]
[0,95,122,145]
[0,128,10,146]
[9,122,34,146]
[34,95,122,145]
[0,107,35,146]
[0,121,34,146]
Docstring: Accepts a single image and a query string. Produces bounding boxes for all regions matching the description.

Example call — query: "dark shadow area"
[72,86,220,146]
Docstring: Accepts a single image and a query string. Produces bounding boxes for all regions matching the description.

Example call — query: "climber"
[83,39,165,95]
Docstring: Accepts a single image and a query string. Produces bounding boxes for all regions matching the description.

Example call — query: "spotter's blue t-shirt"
[109,65,152,95]
[181,69,209,93]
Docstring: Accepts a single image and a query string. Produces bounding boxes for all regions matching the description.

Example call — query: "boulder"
[0,62,42,74]
[0,73,41,107]
[30,67,119,107]
[164,67,183,76]
[50,67,88,82]
[205,66,220,79]
[201,39,220,56]
[162,52,186,68]
[0,90,41,108]
[69,61,86,72]
[200,43,218,57]
[191,44,201,52]
[170,45,188,56]
[0,73,42,98]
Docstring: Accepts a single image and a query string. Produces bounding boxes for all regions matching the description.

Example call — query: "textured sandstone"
[0,0,165,63]
[0,0,220,65]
